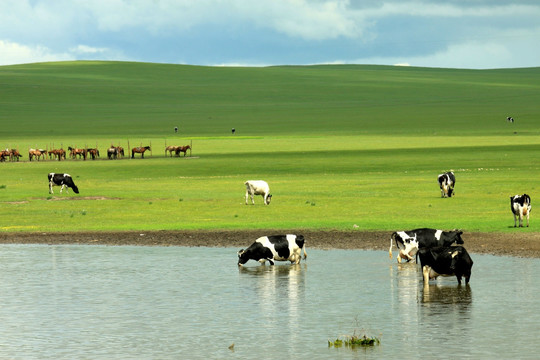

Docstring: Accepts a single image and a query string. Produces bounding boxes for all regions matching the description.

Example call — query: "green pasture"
[1,62,539,233]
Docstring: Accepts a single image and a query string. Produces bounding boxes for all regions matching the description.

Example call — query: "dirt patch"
[0,230,539,258]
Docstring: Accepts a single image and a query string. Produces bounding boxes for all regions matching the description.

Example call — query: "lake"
[0,245,538,359]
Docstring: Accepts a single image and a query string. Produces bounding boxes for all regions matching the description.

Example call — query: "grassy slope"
[1,62,539,233]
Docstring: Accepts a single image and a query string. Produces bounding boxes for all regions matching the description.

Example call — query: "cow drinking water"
[511,194,531,227]
[48,173,79,194]
[238,234,307,266]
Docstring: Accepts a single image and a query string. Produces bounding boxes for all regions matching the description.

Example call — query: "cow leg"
[267,259,275,266]
[422,265,431,283]
[49,182,54,194]
[245,191,249,205]
[514,213,518,227]
[526,212,530,227]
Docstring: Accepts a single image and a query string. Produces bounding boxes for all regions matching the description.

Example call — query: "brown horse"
[175,145,191,157]
[132,146,151,158]
[68,147,87,160]
[1,149,22,162]
[48,149,66,161]
[0,149,10,162]
[87,148,100,160]
[29,148,44,161]
[165,145,179,157]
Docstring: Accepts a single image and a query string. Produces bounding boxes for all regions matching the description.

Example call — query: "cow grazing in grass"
[438,171,455,198]
[48,173,79,194]
[511,194,531,227]
[238,234,307,266]
[244,180,272,205]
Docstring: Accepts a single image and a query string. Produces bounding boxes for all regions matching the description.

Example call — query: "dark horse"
[132,146,151,158]
[175,145,191,157]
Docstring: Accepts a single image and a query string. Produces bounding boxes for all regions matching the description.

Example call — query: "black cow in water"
[438,171,455,198]
[418,245,473,285]
[48,173,79,194]
[238,234,307,266]
[510,194,531,227]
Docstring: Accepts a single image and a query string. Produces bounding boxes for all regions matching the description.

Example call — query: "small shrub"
[0,184,6,189]
[328,334,380,348]
[81,210,87,216]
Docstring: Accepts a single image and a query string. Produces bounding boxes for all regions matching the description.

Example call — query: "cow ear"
[237,249,245,257]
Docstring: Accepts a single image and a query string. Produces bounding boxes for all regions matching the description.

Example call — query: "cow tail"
[389,236,394,259]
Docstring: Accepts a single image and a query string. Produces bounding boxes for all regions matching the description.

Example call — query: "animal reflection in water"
[421,284,472,305]
[238,263,305,276]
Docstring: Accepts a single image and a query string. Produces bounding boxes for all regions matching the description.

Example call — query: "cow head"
[265,194,272,205]
[237,249,248,266]
[452,229,464,244]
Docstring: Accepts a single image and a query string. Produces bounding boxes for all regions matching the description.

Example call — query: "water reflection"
[421,284,472,305]
[238,264,306,352]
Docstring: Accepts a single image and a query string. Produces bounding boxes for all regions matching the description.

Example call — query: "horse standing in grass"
[87,148,100,160]
[175,145,191,157]
[165,145,179,157]
[132,146,151,158]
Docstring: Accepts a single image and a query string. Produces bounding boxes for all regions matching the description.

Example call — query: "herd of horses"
[0,144,191,162]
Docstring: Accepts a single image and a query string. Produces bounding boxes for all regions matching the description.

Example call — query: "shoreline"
[1,230,539,258]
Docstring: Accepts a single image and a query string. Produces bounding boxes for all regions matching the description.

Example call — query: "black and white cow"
[510,194,531,227]
[244,180,272,205]
[48,173,79,194]
[389,228,464,263]
[238,234,307,266]
[438,171,455,198]
[418,246,473,285]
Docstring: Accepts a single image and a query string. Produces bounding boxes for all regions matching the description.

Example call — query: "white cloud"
[0,40,73,66]
[348,27,540,69]
[70,45,109,55]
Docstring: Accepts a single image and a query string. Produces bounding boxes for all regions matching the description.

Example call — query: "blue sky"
[1,0,539,69]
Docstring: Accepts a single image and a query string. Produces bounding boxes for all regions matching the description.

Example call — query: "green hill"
[1,62,539,233]
[2,61,539,139]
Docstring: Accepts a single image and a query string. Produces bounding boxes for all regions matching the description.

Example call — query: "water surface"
[0,245,538,359]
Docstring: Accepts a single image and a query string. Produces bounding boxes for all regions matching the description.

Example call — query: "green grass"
[1,61,539,233]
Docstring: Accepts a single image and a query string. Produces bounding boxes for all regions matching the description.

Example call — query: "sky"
[1,0,539,69]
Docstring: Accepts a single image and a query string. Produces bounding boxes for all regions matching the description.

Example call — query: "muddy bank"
[1,230,539,258]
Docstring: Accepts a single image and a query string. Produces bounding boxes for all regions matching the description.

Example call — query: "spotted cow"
[238,234,307,266]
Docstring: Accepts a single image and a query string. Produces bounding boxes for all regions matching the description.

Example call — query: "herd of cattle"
[0,144,192,162]
[46,166,531,287]
[235,229,472,286]
[238,175,532,288]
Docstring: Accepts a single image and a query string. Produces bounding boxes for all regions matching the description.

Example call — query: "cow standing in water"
[511,194,531,227]
[438,171,455,198]
[389,228,464,263]
[418,245,473,285]
[48,173,79,194]
[238,234,307,266]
